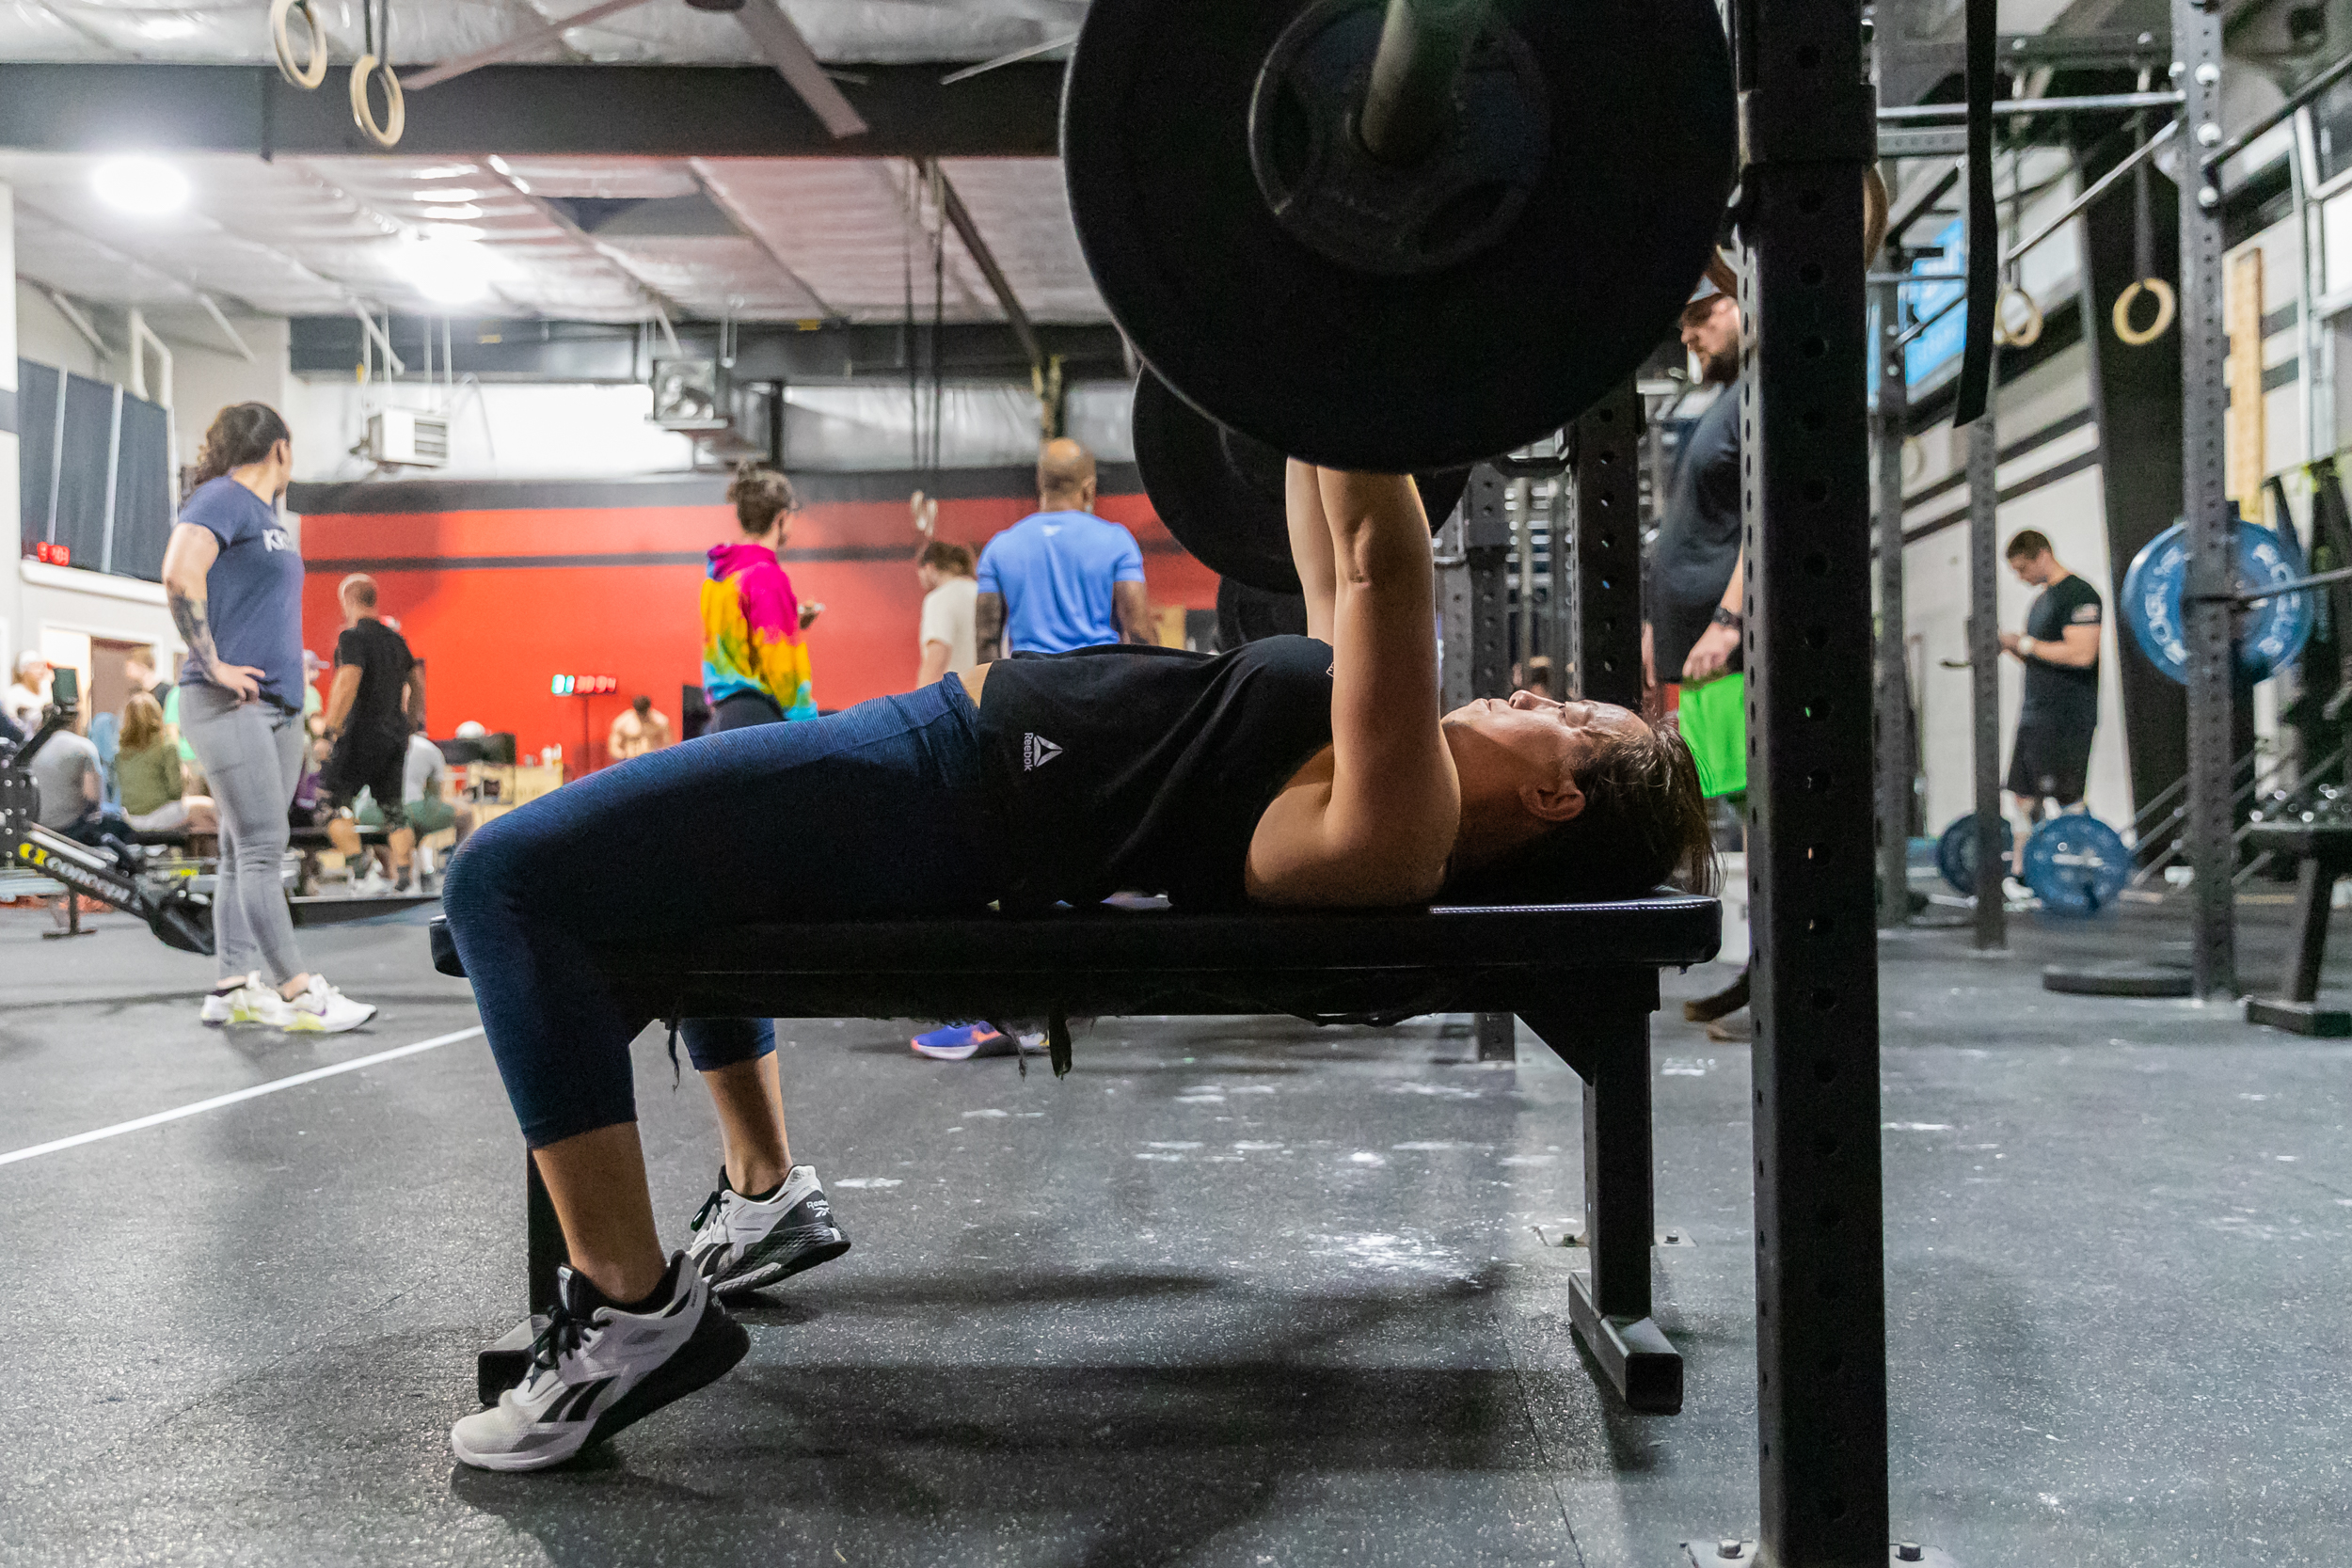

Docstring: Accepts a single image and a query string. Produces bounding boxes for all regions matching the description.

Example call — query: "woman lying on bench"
[441,463,1713,1470]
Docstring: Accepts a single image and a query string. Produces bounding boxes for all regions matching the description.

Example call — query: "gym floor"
[2,899,2346,1567]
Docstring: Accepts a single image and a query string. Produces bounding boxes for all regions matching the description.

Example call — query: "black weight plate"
[1066,0,1736,471]
[2041,962,2193,998]
[1132,368,1471,594]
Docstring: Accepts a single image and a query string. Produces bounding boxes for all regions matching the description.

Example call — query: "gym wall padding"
[295,482,1216,763]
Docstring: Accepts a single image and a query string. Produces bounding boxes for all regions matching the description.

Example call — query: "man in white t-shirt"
[915,539,979,688]
[5,653,51,733]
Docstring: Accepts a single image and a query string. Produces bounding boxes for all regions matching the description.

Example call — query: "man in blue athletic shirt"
[975,438,1152,659]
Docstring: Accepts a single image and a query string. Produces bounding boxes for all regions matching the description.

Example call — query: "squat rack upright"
[1739,1,1893,1560]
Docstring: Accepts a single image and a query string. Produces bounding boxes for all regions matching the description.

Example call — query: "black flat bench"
[430,892,1721,1413]
[2245,821,2352,1036]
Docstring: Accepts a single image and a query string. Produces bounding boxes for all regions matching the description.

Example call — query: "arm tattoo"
[168,589,226,683]
[975,594,1005,663]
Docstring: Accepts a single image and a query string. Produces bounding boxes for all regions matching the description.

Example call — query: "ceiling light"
[403,236,497,305]
[92,156,189,215]
[137,16,200,39]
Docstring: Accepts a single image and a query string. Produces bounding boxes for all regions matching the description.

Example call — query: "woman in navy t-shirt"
[162,404,375,1035]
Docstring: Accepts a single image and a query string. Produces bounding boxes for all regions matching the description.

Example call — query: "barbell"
[1064,0,1738,471]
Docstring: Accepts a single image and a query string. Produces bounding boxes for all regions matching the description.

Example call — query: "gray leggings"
[180,683,307,986]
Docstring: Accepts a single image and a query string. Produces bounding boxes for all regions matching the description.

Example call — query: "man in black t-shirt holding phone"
[319,573,421,891]
[1998,530,2104,831]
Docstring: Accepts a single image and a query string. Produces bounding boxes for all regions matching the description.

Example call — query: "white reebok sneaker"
[201,973,264,1026]
[451,1256,749,1472]
[684,1165,851,1298]
[256,975,379,1034]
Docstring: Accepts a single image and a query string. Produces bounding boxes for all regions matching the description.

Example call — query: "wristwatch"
[1709,606,1742,630]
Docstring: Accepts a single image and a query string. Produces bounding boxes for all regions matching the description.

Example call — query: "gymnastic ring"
[1994,284,2043,349]
[349,54,405,149]
[270,0,327,89]
[2113,277,2175,347]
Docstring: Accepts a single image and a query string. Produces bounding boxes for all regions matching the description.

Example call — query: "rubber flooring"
[0,893,2344,1566]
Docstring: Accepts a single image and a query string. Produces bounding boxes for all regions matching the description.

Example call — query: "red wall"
[298,491,1215,764]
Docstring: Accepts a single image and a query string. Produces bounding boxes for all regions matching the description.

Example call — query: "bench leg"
[1473,1011,1516,1061]
[2246,859,2352,1036]
[1524,993,1682,1415]
[477,1148,570,1404]
[2288,858,2334,1003]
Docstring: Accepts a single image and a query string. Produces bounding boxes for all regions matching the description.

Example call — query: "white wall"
[13,278,105,381]
[282,374,1139,483]
[171,316,294,479]
[285,377,700,483]
[16,560,183,702]
[7,218,258,688]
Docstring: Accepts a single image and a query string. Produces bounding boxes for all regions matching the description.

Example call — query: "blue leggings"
[442,676,1002,1147]
[675,686,801,1072]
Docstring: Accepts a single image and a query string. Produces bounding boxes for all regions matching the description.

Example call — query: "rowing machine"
[0,668,215,956]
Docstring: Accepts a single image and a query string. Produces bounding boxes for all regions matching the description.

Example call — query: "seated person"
[24,709,131,850]
[352,728,474,891]
[440,463,1712,1473]
[114,693,217,836]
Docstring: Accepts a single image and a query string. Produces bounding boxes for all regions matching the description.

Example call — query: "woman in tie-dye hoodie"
[702,465,821,726]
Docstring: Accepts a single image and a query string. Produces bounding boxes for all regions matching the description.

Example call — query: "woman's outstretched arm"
[1248,467,1459,906]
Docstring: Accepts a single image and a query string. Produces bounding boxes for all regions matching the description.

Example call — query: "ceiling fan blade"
[733,0,870,138]
[402,0,661,92]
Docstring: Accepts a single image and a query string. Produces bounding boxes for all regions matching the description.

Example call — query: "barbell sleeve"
[1358,0,1490,166]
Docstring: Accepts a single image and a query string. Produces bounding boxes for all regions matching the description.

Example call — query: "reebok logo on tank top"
[1024,733,1062,770]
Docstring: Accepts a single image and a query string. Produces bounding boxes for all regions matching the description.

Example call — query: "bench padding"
[430,894,1721,1022]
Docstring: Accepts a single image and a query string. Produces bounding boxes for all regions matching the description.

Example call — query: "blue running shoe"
[910,1022,1041,1061]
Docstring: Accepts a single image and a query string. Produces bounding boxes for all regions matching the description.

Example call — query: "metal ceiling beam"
[481,158,721,335]
[684,158,840,321]
[282,162,515,326]
[194,293,259,363]
[866,161,990,320]
[930,163,1044,376]
[0,63,1063,157]
[37,285,112,360]
[12,197,293,359]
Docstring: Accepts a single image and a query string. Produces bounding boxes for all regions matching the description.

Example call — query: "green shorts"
[357,796,456,833]
[1677,672,1747,800]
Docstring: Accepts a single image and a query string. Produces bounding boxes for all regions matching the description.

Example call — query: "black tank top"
[975,636,1335,910]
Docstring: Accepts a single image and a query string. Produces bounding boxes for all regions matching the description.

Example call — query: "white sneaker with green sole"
[201,974,265,1026]
[252,974,378,1034]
